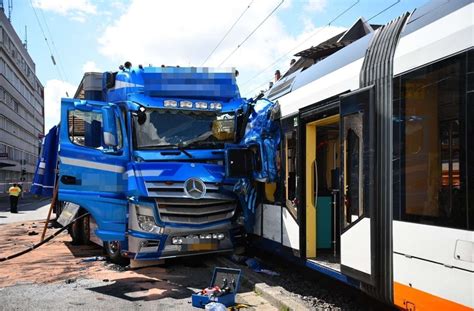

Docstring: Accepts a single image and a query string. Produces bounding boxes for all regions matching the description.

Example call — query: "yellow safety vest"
[8,186,21,197]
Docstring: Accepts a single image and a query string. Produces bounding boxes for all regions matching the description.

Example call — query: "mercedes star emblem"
[184,178,206,199]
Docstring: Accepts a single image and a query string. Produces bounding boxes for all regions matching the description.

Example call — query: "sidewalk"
[0,194,51,225]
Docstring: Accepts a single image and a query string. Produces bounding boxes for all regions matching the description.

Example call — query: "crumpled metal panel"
[242,99,281,182]
[234,98,281,231]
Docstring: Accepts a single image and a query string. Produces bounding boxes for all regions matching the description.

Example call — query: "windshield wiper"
[141,143,193,158]
[185,141,223,149]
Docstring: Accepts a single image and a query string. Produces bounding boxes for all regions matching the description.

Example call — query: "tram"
[252,0,473,309]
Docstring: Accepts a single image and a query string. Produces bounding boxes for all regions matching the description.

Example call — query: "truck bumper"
[125,224,239,260]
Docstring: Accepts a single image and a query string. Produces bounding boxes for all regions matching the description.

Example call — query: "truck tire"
[104,241,130,266]
[69,210,90,245]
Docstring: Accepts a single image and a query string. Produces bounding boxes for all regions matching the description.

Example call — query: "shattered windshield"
[133,109,235,149]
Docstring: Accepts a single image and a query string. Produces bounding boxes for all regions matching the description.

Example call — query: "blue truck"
[32,65,280,264]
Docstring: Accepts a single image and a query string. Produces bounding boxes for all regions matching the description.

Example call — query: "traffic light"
[21,169,26,175]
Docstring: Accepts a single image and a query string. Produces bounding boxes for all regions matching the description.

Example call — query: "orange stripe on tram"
[394,282,471,311]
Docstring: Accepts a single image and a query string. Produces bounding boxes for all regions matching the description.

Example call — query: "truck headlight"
[137,214,163,234]
[164,100,178,107]
[179,100,193,108]
[172,237,184,245]
[195,102,208,109]
[210,102,222,110]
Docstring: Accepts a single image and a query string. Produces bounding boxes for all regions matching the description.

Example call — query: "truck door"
[58,98,129,241]
[339,86,376,285]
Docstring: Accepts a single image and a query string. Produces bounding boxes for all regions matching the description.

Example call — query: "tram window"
[397,53,469,230]
[285,130,297,210]
[343,114,364,227]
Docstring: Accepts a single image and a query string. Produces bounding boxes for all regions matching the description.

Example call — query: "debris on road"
[81,256,106,263]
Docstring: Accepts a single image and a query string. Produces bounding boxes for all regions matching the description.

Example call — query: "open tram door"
[339,85,376,285]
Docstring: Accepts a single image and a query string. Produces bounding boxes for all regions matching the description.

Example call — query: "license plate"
[188,243,217,251]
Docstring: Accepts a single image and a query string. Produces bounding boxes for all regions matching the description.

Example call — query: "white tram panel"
[394,253,473,308]
[262,204,282,243]
[340,217,371,275]
[394,2,474,76]
[393,221,474,272]
[282,208,299,250]
[279,58,363,118]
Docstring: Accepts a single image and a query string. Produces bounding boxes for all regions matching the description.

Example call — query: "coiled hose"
[0,213,90,262]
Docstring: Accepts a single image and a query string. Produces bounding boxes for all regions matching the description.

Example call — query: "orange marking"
[394,282,471,311]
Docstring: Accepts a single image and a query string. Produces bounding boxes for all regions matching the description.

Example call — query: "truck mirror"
[104,72,117,89]
[102,106,118,147]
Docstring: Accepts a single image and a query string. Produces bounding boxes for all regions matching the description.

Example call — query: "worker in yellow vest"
[8,183,21,213]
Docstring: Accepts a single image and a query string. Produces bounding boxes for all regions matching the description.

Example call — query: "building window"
[395,52,470,230]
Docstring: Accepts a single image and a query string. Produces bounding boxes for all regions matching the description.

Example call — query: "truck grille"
[146,181,237,225]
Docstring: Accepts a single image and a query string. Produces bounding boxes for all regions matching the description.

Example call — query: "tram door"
[339,86,376,284]
[305,114,340,259]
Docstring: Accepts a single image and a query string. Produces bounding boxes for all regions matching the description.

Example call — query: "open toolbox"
[192,267,242,308]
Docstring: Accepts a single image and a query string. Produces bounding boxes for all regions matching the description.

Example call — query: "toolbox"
[192,267,242,308]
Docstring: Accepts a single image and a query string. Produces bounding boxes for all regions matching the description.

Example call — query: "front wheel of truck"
[69,210,90,245]
[104,241,130,266]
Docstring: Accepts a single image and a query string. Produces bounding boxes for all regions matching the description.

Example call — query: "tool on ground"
[192,267,242,308]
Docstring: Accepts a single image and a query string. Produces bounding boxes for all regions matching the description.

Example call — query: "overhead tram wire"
[240,0,360,92]
[29,0,69,96]
[38,4,70,85]
[217,0,285,67]
[242,0,402,96]
[201,0,255,66]
[367,0,401,22]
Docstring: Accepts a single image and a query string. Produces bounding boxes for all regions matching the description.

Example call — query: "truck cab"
[58,66,253,262]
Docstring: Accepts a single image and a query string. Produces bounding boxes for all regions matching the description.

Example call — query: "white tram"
[253,1,473,309]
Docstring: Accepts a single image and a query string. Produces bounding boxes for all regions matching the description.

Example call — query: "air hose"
[0,213,90,262]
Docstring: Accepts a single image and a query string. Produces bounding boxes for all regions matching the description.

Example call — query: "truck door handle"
[61,175,77,185]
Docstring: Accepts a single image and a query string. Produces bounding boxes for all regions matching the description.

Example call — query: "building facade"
[0,9,44,194]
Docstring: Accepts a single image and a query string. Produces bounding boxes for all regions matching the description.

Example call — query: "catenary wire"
[29,0,69,96]
[242,0,403,96]
[367,0,401,22]
[38,5,70,86]
[217,0,285,67]
[201,0,255,66]
[240,0,360,92]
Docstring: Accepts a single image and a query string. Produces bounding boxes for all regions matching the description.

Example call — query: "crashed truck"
[31,65,280,264]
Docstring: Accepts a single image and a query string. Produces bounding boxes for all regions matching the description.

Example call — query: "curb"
[254,283,310,311]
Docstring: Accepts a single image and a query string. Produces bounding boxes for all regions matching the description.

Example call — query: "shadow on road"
[87,276,194,301]
[64,241,103,258]
[0,195,50,212]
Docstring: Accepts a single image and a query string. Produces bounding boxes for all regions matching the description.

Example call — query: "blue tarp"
[31,126,59,197]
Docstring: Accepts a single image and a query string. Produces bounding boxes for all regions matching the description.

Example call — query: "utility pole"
[23,25,27,50]
[7,0,12,21]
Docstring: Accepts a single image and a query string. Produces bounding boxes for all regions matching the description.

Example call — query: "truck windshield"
[133,109,235,149]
